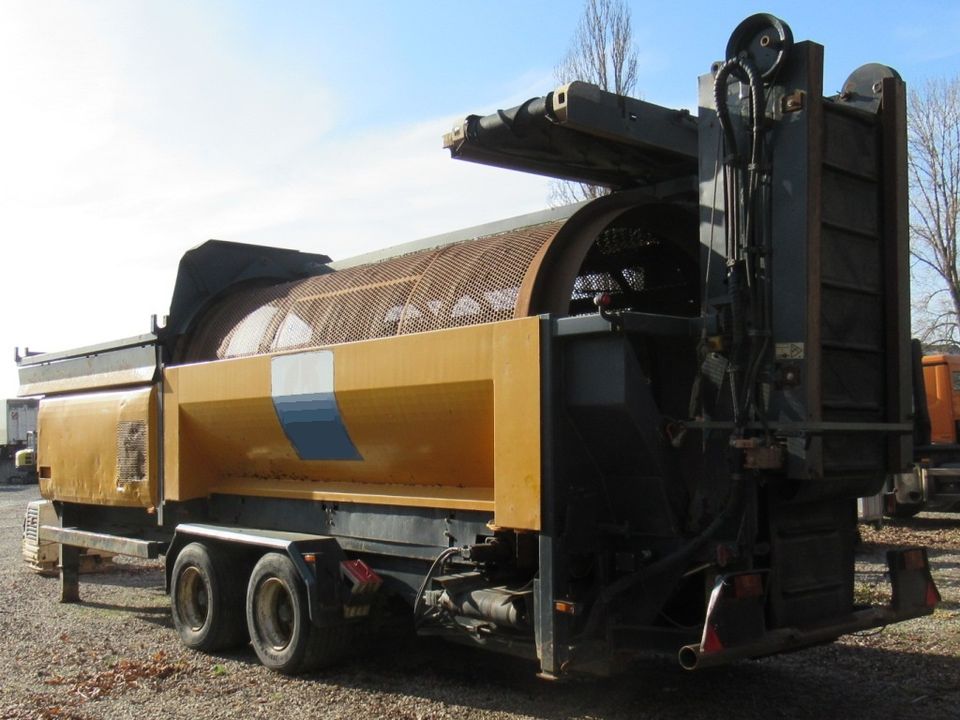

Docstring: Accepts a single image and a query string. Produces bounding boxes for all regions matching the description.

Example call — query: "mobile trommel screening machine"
[19,15,939,676]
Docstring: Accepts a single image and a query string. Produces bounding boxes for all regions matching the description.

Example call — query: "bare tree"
[550,0,639,206]
[909,76,960,351]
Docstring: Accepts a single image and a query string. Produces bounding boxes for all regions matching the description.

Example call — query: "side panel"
[952,358,960,437]
[163,318,542,530]
[38,386,158,508]
[492,318,542,530]
[18,336,158,397]
[924,360,957,444]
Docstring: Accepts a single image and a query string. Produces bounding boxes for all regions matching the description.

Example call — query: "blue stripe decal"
[273,392,362,461]
[270,351,360,461]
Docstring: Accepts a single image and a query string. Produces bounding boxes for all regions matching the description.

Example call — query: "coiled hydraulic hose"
[413,546,463,628]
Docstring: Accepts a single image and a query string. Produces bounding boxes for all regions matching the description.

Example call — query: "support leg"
[59,544,80,603]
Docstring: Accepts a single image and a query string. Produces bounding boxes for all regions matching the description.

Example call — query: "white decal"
[271,350,335,397]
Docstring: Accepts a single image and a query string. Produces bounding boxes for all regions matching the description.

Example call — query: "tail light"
[888,547,940,612]
[698,570,768,655]
[340,559,382,619]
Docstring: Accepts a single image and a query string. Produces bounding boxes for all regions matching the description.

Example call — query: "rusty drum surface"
[181,190,699,362]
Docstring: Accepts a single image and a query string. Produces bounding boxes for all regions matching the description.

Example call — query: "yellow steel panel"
[163,359,284,501]
[38,386,158,508]
[163,319,541,529]
[212,477,494,512]
[333,324,495,488]
[166,328,495,498]
[492,317,541,530]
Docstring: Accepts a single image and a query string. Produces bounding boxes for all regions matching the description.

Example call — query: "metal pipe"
[678,604,932,670]
[439,588,528,629]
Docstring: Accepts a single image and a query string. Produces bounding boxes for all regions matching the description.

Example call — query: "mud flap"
[888,547,940,612]
[678,571,767,669]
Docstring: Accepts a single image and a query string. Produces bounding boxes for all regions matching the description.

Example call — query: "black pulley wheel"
[726,13,793,81]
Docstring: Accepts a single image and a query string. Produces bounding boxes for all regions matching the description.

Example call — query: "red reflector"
[340,559,382,594]
[926,581,941,608]
[701,623,724,654]
[733,573,764,599]
[902,549,926,571]
[554,600,578,615]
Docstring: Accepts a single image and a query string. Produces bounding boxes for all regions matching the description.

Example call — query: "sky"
[2,0,960,400]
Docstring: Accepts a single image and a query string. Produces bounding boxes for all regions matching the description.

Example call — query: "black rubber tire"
[245,552,349,674]
[170,542,248,652]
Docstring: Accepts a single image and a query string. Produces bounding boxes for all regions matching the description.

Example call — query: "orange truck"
[886,350,960,515]
[922,355,960,445]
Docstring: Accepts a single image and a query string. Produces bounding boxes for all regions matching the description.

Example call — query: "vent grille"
[23,504,39,544]
[116,421,147,484]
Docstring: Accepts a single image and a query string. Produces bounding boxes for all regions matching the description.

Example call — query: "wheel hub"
[177,566,209,632]
[256,577,294,651]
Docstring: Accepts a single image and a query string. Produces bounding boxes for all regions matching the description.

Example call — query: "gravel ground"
[1,484,958,720]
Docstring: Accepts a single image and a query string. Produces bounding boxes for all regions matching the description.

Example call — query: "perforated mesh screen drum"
[179,192,699,362]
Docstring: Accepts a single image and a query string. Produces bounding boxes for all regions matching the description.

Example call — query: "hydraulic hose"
[578,471,749,640]
[413,546,463,628]
[712,55,769,430]
[585,52,771,647]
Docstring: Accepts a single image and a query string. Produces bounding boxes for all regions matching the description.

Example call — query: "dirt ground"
[1,484,957,720]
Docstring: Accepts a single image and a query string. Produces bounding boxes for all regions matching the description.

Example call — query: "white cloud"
[0,2,551,400]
